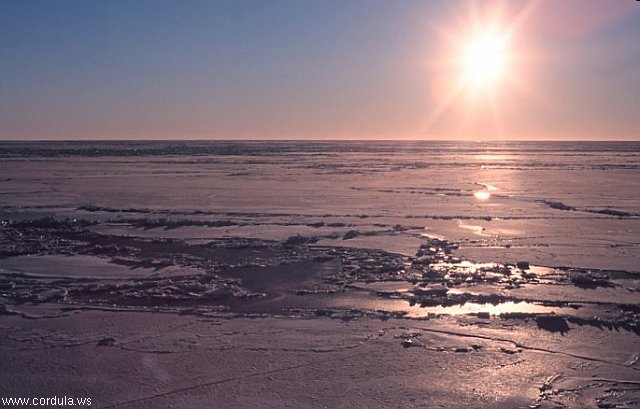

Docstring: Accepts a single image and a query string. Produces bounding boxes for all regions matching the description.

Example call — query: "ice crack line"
[409,326,631,369]
[98,349,373,409]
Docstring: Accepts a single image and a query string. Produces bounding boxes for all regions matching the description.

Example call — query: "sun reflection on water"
[418,301,568,316]
[473,190,491,200]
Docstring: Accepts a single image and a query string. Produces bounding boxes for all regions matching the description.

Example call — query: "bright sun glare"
[424,2,532,133]
[461,31,508,89]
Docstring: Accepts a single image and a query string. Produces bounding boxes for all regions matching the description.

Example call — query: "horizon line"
[1,138,639,143]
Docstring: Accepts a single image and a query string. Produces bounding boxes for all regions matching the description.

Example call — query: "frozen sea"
[1,141,640,409]
[1,140,639,271]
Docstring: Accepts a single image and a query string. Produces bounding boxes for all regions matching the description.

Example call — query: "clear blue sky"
[1,0,639,140]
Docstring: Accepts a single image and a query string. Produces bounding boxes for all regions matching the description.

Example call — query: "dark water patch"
[536,315,570,334]
[539,200,640,218]
[567,316,640,335]
[540,200,576,211]
[497,311,640,335]
[342,230,359,240]
[568,270,615,289]
[588,208,636,217]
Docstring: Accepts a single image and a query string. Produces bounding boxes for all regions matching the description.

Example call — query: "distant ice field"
[1,140,639,271]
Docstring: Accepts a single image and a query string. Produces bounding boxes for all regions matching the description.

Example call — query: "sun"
[461,31,508,89]
[423,1,535,134]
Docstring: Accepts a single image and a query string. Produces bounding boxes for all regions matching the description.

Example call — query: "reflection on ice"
[475,154,510,161]
[326,293,573,318]
[457,220,489,236]
[473,190,491,200]
[419,301,569,316]
[420,230,447,241]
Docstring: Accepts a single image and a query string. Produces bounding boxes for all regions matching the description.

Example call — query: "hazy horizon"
[2,136,640,142]
[2,0,640,141]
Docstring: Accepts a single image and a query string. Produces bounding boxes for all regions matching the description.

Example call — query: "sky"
[1,0,639,141]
